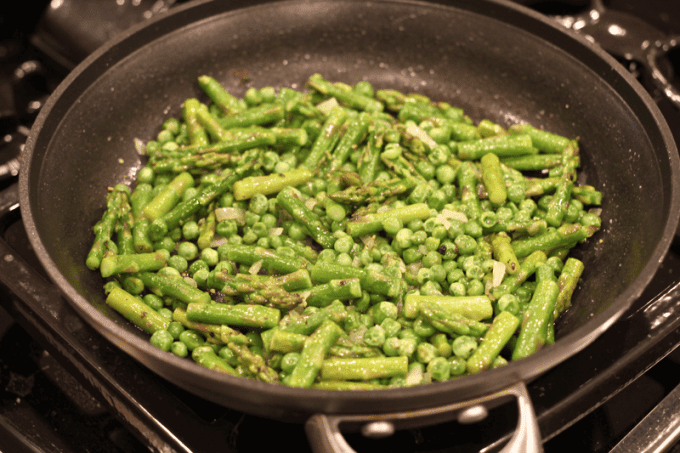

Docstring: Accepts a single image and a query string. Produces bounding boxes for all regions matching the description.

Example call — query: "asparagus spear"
[286,319,344,387]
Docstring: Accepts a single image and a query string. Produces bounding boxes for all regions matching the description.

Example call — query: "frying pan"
[17,0,680,451]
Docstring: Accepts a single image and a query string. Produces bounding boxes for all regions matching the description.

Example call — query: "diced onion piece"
[492,261,506,287]
[215,207,246,225]
[406,262,422,276]
[485,279,494,295]
[405,362,424,386]
[349,326,367,343]
[249,260,263,275]
[305,198,317,211]
[210,236,228,248]
[269,227,284,236]
[441,208,468,223]
[134,138,146,155]
[435,214,451,230]
[352,256,362,268]
[316,97,339,115]
[405,123,438,150]
[360,235,376,249]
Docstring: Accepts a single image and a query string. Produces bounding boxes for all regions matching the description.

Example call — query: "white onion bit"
[215,207,246,225]
[249,260,263,275]
[492,261,506,287]
[441,208,468,223]
[316,97,339,114]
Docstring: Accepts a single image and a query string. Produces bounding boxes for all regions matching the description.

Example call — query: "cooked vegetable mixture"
[87,74,602,389]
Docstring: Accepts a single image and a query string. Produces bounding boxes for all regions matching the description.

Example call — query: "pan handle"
[542,0,680,111]
[305,381,542,453]
[646,36,680,111]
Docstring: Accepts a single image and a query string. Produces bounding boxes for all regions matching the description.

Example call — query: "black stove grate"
[3,185,680,453]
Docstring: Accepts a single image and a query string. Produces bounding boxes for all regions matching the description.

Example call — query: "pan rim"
[18,0,680,415]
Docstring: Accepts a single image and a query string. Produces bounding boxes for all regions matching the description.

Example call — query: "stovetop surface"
[3,1,680,452]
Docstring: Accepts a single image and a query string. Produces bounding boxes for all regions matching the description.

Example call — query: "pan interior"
[22,0,678,414]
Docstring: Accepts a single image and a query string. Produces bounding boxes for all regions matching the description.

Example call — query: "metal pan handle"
[542,0,680,111]
[305,381,542,453]
[646,36,680,111]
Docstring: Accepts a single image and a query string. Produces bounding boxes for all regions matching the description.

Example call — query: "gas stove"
[2,1,680,452]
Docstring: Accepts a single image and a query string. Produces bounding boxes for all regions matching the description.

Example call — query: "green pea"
[143,293,164,311]
[420,281,442,295]
[179,330,205,351]
[464,219,483,238]
[446,219,465,238]
[150,330,174,351]
[242,229,258,244]
[412,230,427,246]
[156,128,174,144]
[214,261,234,274]
[353,80,375,97]
[137,166,155,185]
[382,143,403,160]
[507,183,525,203]
[244,87,262,106]
[177,241,199,261]
[153,236,176,253]
[449,281,467,296]
[259,86,277,103]
[429,264,447,283]
[430,333,452,358]
[363,326,386,347]
[413,316,437,338]
[380,318,402,338]
[409,183,433,204]
[158,267,180,277]
[449,356,467,376]
[280,352,301,374]
[498,294,520,316]
[171,341,188,357]
[454,234,477,255]
[182,221,200,240]
[334,236,354,254]
[287,222,307,241]
[424,236,441,252]
[219,192,234,208]
[216,220,239,238]
[200,247,219,267]
[407,219,424,231]
[210,347,235,367]
[428,190,447,210]
[467,279,485,296]
[168,255,188,272]
[167,321,185,339]
[394,228,413,249]
[249,193,269,215]
[372,301,398,324]
[244,211,260,227]
[200,173,220,186]
[416,342,439,364]
[452,335,478,359]
[580,212,601,228]
[403,247,423,264]
[422,251,442,268]
[336,253,353,266]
